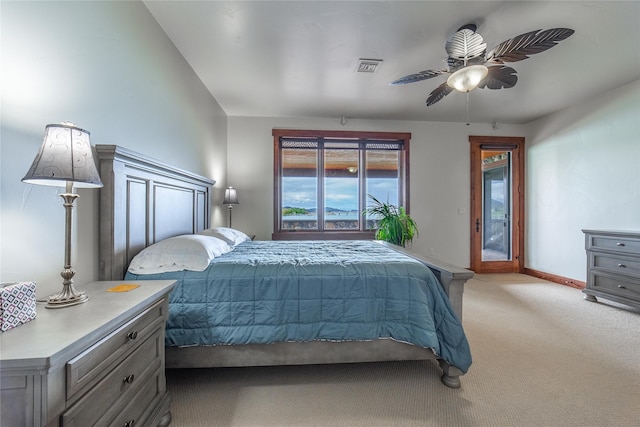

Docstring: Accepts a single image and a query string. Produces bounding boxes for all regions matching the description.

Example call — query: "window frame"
[272,129,411,240]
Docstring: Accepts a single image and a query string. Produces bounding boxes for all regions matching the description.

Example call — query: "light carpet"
[166,274,640,426]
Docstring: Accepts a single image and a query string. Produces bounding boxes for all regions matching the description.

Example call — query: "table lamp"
[223,187,239,228]
[22,123,103,308]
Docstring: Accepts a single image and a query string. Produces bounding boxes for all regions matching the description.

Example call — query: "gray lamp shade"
[223,187,239,205]
[22,123,103,188]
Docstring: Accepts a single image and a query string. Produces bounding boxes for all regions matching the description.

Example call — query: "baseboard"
[523,268,585,289]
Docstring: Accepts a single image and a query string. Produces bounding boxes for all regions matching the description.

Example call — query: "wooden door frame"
[470,136,525,273]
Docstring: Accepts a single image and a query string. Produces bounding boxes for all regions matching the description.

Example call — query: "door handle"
[475,218,480,232]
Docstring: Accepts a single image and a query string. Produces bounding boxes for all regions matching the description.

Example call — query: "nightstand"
[0,280,176,427]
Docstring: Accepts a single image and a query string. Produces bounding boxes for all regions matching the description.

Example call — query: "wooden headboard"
[96,145,215,281]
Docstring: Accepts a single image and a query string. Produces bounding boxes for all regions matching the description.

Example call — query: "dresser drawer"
[591,272,640,301]
[61,332,162,426]
[66,299,166,402]
[592,253,640,277]
[589,235,640,255]
[107,366,165,427]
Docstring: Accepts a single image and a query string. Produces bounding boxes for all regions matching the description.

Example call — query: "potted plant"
[363,194,418,247]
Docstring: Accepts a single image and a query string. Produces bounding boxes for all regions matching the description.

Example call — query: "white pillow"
[198,227,251,246]
[128,234,232,274]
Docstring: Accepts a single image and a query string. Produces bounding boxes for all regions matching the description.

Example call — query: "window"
[273,129,411,239]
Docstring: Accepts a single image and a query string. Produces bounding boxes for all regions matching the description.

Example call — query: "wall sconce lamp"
[22,123,103,308]
[223,187,239,228]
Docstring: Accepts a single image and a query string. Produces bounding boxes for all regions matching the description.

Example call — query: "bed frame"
[96,144,474,388]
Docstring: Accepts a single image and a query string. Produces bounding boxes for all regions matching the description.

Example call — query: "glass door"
[470,136,524,273]
[482,153,511,261]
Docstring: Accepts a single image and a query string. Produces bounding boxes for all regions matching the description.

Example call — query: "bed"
[96,145,474,388]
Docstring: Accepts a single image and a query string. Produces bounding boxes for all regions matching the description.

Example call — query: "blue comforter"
[125,240,472,372]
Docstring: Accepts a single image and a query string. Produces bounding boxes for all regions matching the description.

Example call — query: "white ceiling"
[144,1,640,125]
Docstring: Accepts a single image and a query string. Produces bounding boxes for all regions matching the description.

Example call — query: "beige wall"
[0,1,227,296]
[227,81,640,278]
[226,116,524,268]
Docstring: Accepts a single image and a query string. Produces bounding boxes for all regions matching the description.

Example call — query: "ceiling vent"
[356,58,383,73]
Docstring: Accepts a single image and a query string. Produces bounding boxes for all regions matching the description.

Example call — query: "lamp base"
[45,284,89,309]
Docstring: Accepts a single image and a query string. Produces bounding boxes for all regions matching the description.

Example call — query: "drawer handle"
[123,420,135,427]
[123,374,135,384]
[616,242,625,247]
[126,331,138,340]
[617,263,627,268]
[618,285,627,289]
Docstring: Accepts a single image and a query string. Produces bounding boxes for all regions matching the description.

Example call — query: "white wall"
[227,116,524,268]
[0,1,227,296]
[525,80,640,281]
[228,82,639,278]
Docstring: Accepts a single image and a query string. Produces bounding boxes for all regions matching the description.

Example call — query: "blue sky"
[282,177,398,211]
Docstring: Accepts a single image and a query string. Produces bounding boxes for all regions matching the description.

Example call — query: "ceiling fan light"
[447,65,489,92]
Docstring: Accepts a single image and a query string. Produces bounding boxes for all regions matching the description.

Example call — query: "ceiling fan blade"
[477,66,518,90]
[445,28,487,63]
[426,82,454,106]
[389,69,445,85]
[486,28,575,64]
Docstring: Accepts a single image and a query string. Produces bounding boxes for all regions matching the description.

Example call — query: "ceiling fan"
[390,24,574,106]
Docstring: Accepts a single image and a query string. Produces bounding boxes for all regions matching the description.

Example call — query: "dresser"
[0,280,176,427]
[582,230,640,310]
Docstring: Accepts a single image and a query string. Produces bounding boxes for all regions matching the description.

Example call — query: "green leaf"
[362,194,418,247]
